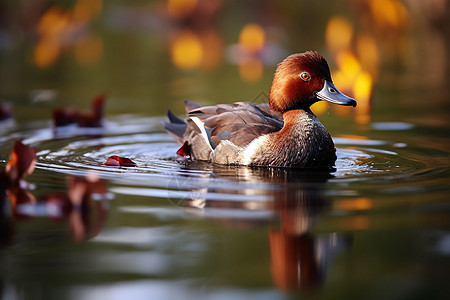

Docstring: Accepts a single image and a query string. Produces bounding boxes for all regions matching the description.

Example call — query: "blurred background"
[0,0,449,126]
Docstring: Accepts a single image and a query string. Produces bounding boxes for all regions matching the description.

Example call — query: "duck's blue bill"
[315,80,357,107]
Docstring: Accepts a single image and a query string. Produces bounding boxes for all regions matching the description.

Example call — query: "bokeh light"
[239,23,266,52]
[170,30,204,70]
[238,58,264,83]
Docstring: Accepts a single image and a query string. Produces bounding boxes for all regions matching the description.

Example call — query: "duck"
[164,51,357,167]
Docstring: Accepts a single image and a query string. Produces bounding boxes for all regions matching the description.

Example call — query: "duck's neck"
[281,108,316,134]
[274,108,336,167]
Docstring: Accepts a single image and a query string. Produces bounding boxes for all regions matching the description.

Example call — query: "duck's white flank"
[239,135,268,165]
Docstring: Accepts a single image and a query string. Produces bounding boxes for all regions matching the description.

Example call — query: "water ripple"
[2,114,445,206]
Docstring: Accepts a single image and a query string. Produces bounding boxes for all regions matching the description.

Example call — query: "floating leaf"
[5,141,37,186]
[104,155,136,167]
[52,94,106,127]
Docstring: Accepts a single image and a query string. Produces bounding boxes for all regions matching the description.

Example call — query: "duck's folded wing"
[187,101,283,148]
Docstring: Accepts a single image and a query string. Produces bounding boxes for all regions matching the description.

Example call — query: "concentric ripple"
[2,115,444,208]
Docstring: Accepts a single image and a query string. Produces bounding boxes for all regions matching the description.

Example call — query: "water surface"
[1,111,449,299]
[1,1,449,299]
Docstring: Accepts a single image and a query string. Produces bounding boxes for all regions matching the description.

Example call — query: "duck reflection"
[179,165,349,291]
[265,168,333,291]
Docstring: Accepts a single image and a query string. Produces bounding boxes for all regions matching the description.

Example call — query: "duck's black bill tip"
[316,80,357,108]
[348,99,357,107]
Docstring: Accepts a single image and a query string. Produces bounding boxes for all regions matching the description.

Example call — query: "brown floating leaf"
[104,155,136,167]
[76,94,105,127]
[52,108,78,127]
[0,102,13,121]
[5,141,37,186]
[52,94,106,127]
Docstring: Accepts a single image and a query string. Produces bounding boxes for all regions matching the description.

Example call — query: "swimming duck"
[164,51,356,167]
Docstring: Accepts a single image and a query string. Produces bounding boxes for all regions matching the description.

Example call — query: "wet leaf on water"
[5,141,37,186]
[52,108,78,126]
[52,94,106,127]
[103,155,136,167]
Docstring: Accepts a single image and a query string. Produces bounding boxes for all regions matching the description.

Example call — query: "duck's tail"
[163,100,217,160]
[162,110,187,145]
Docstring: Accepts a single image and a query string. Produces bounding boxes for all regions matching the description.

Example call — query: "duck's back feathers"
[184,100,201,113]
[187,102,283,147]
[163,101,284,160]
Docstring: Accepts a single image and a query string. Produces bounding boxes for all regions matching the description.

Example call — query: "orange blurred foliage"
[367,0,408,30]
[167,0,198,18]
[33,0,103,68]
[325,16,353,54]
[325,15,379,123]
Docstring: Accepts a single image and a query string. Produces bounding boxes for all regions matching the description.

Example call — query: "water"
[1,1,449,299]
[1,111,449,299]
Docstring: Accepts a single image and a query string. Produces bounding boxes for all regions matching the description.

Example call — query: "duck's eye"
[299,72,311,81]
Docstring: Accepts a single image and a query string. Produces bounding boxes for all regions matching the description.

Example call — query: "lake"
[1,1,449,299]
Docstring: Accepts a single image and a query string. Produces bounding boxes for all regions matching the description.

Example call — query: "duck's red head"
[268,51,356,112]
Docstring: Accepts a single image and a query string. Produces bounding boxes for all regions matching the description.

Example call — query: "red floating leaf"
[176,141,191,158]
[104,155,136,167]
[5,141,37,186]
[76,94,106,127]
[52,108,77,126]
[52,94,106,127]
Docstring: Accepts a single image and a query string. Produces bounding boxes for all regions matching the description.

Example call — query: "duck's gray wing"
[187,101,283,148]
[163,101,283,160]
